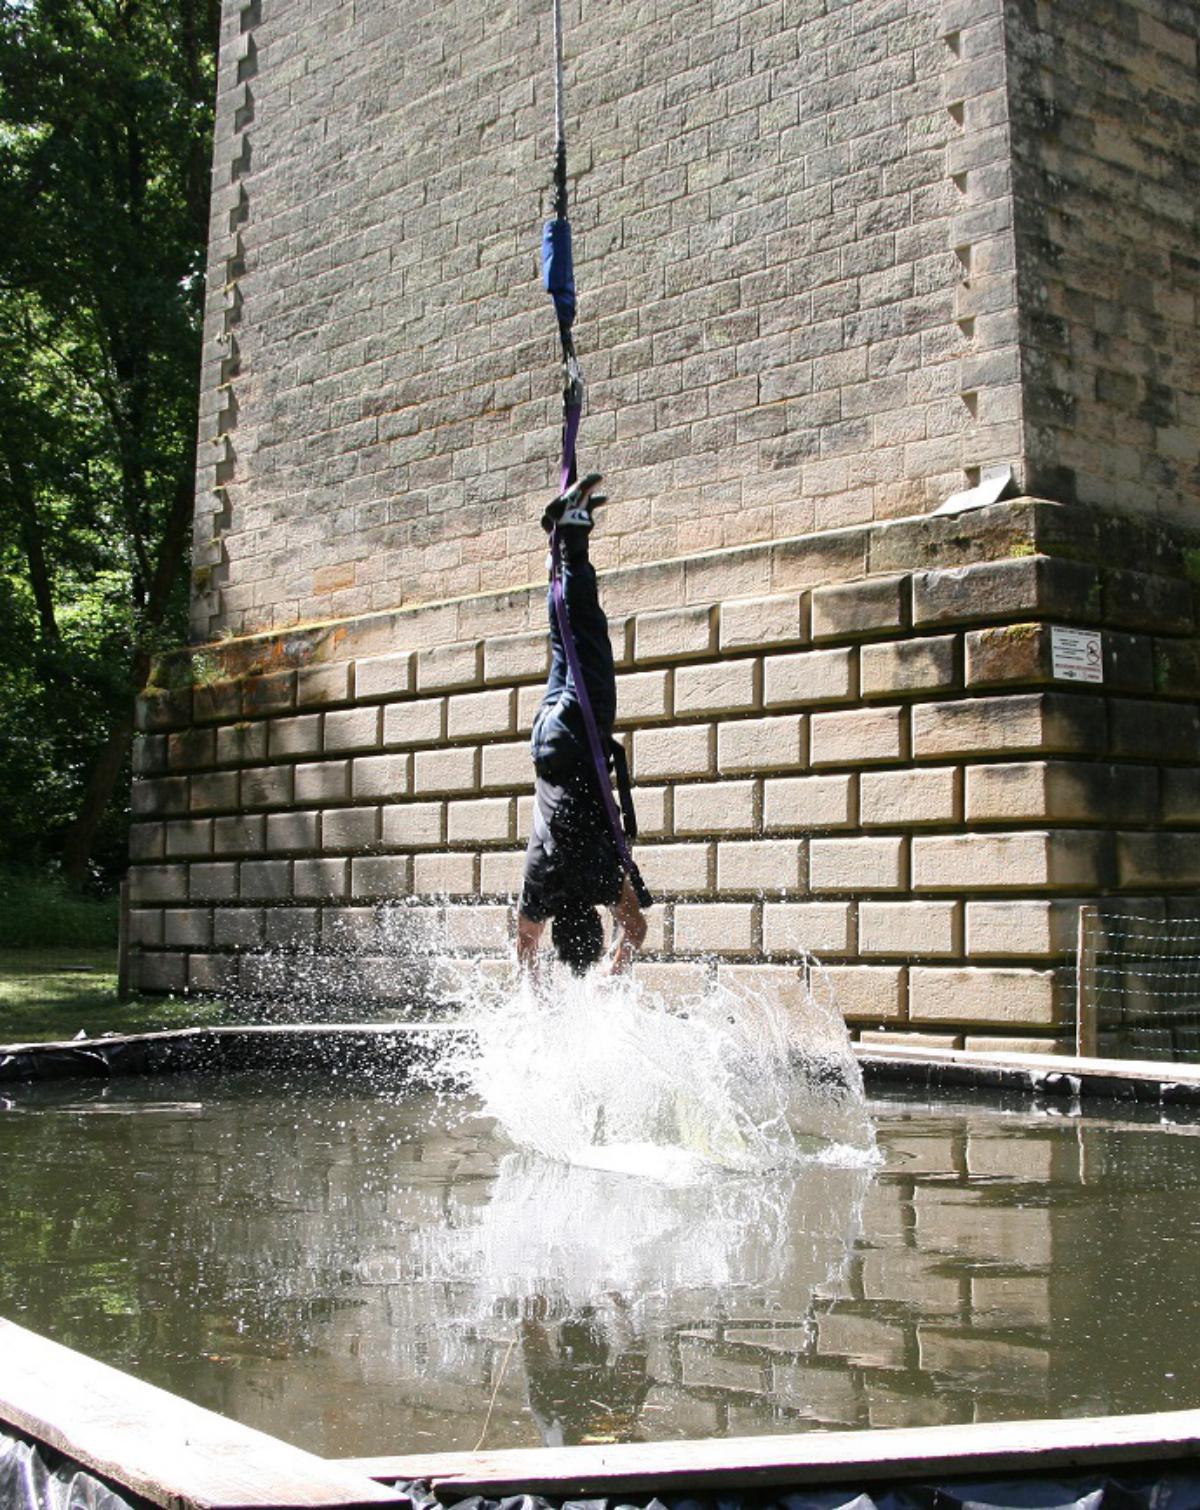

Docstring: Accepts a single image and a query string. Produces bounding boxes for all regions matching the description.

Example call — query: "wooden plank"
[1076,904,1100,1059]
[342,1408,1200,1497]
[856,1042,1200,1088]
[0,1317,407,1510]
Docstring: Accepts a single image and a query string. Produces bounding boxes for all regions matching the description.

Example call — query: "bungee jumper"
[515,0,652,978]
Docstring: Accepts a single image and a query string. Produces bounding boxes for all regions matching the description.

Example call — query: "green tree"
[0,0,217,888]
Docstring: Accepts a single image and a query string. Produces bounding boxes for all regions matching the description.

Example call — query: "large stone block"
[763,774,855,831]
[615,669,672,726]
[811,574,908,641]
[912,555,1099,628]
[447,797,515,845]
[965,899,1082,958]
[634,724,715,780]
[912,693,1106,760]
[380,800,445,848]
[322,806,381,851]
[351,753,411,800]
[912,830,1115,891]
[163,908,213,948]
[674,659,760,716]
[383,696,446,747]
[717,714,806,774]
[719,592,806,653]
[215,722,267,766]
[293,858,349,900]
[965,761,1157,824]
[634,605,715,663]
[859,901,958,957]
[673,779,757,836]
[297,663,353,707]
[240,764,294,810]
[823,965,906,1022]
[716,839,805,896]
[762,902,854,957]
[323,705,383,753]
[447,688,516,739]
[861,636,957,699]
[674,903,757,956]
[909,966,1063,1026]
[860,767,959,828]
[265,809,319,852]
[294,759,350,803]
[351,854,413,899]
[132,776,189,817]
[354,651,415,700]
[1108,698,1200,761]
[810,837,906,894]
[1118,832,1200,888]
[239,859,292,900]
[810,706,904,767]
[484,631,549,684]
[636,842,712,896]
[412,851,478,896]
[167,727,216,772]
[413,745,480,795]
[417,641,482,691]
[267,714,322,759]
[164,819,212,858]
[762,647,856,709]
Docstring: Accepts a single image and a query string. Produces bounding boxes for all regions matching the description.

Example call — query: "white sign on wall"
[1051,625,1103,684]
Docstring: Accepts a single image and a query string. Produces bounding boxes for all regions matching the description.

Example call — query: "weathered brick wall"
[133,498,1200,1051]
[1006,0,1200,518]
[192,0,1027,641]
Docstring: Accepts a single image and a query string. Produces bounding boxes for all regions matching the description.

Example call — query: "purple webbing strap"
[559,402,582,493]
[549,413,636,880]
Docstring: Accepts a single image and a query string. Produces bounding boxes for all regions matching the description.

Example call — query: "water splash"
[445,956,876,1182]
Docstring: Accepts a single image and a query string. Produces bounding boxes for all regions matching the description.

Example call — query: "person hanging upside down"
[516,473,649,978]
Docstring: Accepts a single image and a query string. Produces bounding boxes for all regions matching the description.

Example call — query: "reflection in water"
[5,1083,1200,1457]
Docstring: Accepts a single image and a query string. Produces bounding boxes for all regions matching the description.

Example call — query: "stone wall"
[131,497,1200,1052]
[192,0,1031,641]
[1006,0,1200,519]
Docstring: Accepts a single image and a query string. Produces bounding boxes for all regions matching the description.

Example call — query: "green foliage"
[0,0,218,885]
[0,866,118,946]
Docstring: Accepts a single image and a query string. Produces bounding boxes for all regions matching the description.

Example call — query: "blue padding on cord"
[542,217,576,328]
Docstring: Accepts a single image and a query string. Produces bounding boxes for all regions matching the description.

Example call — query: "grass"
[0,868,119,949]
[0,949,229,1046]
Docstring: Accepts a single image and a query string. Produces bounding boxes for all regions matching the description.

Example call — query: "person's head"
[552,902,604,976]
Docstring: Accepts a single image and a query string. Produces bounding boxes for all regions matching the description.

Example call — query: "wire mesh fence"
[1077,906,1200,1063]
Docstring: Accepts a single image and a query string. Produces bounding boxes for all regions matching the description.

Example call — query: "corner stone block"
[965,900,1081,958]
[241,670,296,717]
[716,839,805,896]
[965,761,1157,824]
[239,859,292,901]
[636,842,712,896]
[1104,568,1193,635]
[634,724,715,781]
[1161,769,1200,825]
[352,753,411,801]
[323,705,383,753]
[1109,698,1200,761]
[912,830,1115,892]
[136,688,192,732]
[912,693,1106,761]
[215,722,267,766]
[128,909,164,946]
[484,631,549,685]
[297,663,353,708]
[673,903,757,956]
[132,776,189,817]
[616,669,672,727]
[479,849,527,897]
[294,760,350,804]
[763,648,856,709]
[128,864,188,904]
[131,735,167,777]
[447,797,515,845]
[810,706,904,768]
[413,745,480,795]
[763,775,854,831]
[717,714,806,775]
[129,823,165,862]
[384,697,445,748]
[294,857,350,900]
[673,780,756,836]
[964,624,1054,687]
[1118,832,1200,889]
[823,965,906,1023]
[861,637,957,699]
[811,574,908,641]
[810,837,906,894]
[354,651,415,701]
[267,714,322,759]
[188,863,239,901]
[351,855,413,900]
[412,851,478,896]
[719,593,806,653]
[762,902,854,957]
[322,806,381,852]
[417,641,482,692]
[167,727,216,773]
[860,767,959,828]
[635,605,715,664]
[447,688,516,740]
[137,952,187,994]
[912,556,1099,629]
[909,966,1063,1026]
[675,659,760,717]
[240,764,294,810]
[859,901,958,957]
[381,801,446,849]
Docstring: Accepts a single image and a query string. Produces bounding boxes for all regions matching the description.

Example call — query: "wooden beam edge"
[0,1318,407,1510]
[340,1409,1200,1496]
